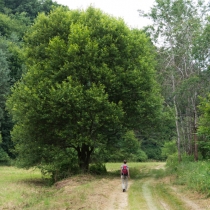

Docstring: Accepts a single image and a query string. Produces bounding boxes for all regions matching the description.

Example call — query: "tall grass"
[169,161,210,196]
[0,166,54,209]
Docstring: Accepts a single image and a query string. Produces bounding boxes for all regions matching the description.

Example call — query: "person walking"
[120,160,130,192]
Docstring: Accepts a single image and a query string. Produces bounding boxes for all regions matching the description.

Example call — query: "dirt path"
[105,179,132,210]
[129,163,210,210]
[86,177,132,210]
[55,163,210,210]
[56,176,132,210]
[139,177,204,210]
[103,163,210,210]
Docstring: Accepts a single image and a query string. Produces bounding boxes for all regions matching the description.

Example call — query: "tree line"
[140,0,210,161]
[0,0,63,161]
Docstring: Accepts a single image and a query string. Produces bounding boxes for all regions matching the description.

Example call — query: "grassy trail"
[0,163,210,209]
[127,162,208,210]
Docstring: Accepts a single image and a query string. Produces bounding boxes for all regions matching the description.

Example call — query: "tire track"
[142,180,159,210]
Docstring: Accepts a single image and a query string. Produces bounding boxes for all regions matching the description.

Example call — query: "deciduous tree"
[7,7,162,172]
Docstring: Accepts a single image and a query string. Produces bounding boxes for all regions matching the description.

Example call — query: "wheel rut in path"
[142,180,159,210]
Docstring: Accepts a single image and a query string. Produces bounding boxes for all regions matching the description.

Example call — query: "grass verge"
[152,182,186,210]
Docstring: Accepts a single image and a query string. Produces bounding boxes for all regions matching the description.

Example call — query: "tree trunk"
[174,101,182,163]
[77,143,94,173]
[193,109,198,161]
[172,74,182,163]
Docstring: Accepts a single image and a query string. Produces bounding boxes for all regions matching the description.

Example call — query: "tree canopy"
[4,0,61,20]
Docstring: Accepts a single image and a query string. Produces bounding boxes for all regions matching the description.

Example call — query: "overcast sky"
[54,0,155,29]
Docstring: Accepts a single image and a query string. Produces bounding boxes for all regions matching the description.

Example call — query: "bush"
[33,147,80,183]
[129,167,144,179]
[161,140,177,159]
[89,163,107,175]
[166,153,180,168]
[135,149,148,162]
[40,161,80,184]
[0,147,10,165]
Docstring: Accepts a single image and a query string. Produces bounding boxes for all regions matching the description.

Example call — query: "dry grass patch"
[55,174,95,189]
[54,176,121,210]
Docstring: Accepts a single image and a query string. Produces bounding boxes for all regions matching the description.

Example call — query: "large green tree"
[7,7,162,172]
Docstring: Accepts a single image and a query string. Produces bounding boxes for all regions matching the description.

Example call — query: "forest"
[0,0,210,182]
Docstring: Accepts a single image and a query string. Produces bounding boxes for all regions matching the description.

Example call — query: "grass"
[0,166,94,209]
[0,166,114,209]
[106,161,174,209]
[128,179,148,209]
[1,162,166,209]
[2,161,205,209]
[0,166,53,209]
[169,161,210,196]
[106,161,165,171]
[106,161,166,178]
[151,183,186,210]
[121,162,189,210]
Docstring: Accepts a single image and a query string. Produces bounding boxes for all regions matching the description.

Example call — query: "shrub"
[129,167,144,179]
[161,140,177,159]
[0,147,10,165]
[135,149,148,162]
[31,147,80,183]
[89,163,107,175]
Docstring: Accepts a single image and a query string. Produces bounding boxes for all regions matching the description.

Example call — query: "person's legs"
[124,176,128,190]
[121,175,128,192]
[121,175,125,191]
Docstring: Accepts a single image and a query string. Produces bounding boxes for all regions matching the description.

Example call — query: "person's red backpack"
[122,165,128,176]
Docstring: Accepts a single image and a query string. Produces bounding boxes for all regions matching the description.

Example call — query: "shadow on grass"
[18,178,53,187]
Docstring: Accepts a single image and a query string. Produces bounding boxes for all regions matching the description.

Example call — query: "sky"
[54,0,155,29]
